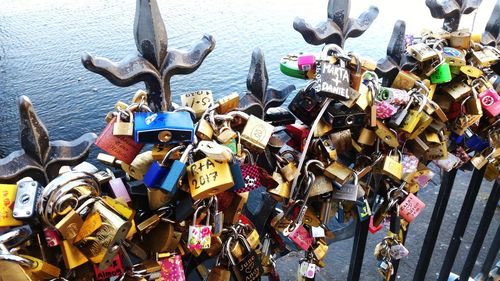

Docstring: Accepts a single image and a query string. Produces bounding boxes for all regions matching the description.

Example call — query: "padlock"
[313,239,328,260]
[134,111,194,144]
[113,110,134,136]
[298,54,316,71]
[268,172,291,201]
[315,44,350,100]
[388,95,414,128]
[13,180,42,220]
[159,253,186,281]
[18,254,61,279]
[277,153,299,182]
[401,95,427,133]
[227,234,263,281]
[309,175,334,197]
[324,161,353,185]
[95,117,145,165]
[331,172,359,202]
[43,227,62,247]
[399,193,425,222]
[288,83,326,126]
[430,62,452,84]
[358,128,377,146]
[223,192,247,225]
[235,153,261,193]
[442,80,472,101]
[280,54,314,79]
[188,206,212,250]
[208,263,231,281]
[323,102,367,129]
[241,115,274,152]
[60,240,88,269]
[407,43,438,62]
[471,46,500,67]
[188,157,234,200]
[106,170,131,205]
[196,141,233,162]
[375,121,399,148]
[196,118,214,141]
[144,146,183,189]
[391,71,418,90]
[213,93,240,114]
[145,222,180,253]
[286,124,310,151]
[299,259,317,279]
[216,126,238,144]
[180,90,214,118]
[478,88,500,117]
[356,196,372,222]
[55,209,84,242]
[470,148,495,170]
[93,254,124,280]
[449,30,471,49]
[157,144,194,193]
[442,47,466,66]
[407,110,433,140]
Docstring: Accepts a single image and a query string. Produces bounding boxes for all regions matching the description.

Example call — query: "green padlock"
[280,54,310,79]
[224,138,238,154]
[430,62,452,84]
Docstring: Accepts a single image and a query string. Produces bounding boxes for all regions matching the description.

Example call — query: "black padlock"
[288,82,326,126]
[322,103,366,129]
[228,234,264,281]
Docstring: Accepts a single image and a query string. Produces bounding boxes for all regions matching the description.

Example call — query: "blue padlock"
[465,134,489,153]
[134,111,194,144]
[449,132,464,144]
[143,146,185,188]
[229,159,245,191]
[159,144,194,193]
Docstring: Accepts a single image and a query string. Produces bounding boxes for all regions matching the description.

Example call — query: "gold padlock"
[484,161,500,181]
[215,93,240,114]
[375,120,399,148]
[19,255,61,280]
[208,265,231,281]
[196,118,214,141]
[224,192,248,225]
[241,115,274,152]
[442,80,471,101]
[407,43,439,62]
[188,158,234,200]
[378,150,403,181]
[113,110,134,136]
[55,209,84,242]
[268,172,291,201]
[147,188,172,210]
[216,126,238,144]
[303,208,321,227]
[151,144,175,162]
[60,240,88,269]
[313,239,328,261]
[0,184,23,227]
[408,111,433,140]
[358,127,376,146]
[471,47,499,67]
[121,151,155,180]
[401,95,427,133]
[324,161,353,185]
[277,153,299,182]
[309,175,334,197]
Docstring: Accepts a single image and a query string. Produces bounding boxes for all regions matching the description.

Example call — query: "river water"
[0,0,495,158]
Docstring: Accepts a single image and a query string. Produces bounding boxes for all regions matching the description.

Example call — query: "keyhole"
[21,194,31,205]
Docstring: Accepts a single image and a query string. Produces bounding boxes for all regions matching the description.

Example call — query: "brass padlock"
[216,126,237,144]
[113,110,134,136]
[471,47,500,67]
[471,148,495,170]
[224,192,248,225]
[215,93,240,114]
[358,127,376,146]
[55,209,84,242]
[188,158,234,200]
[208,264,231,281]
[19,255,61,280]
[268,172,291,201]
[401,95,427,133]
[60,240,88,269]
[241,115,274,152]
[277,153,299,182]
[309,175,334,197]
[324,161,353,185]
[408,110,433,140]
[442,81,472,101]
[375,120,399,148]
[121,151,155,180]
[407,43,439,62]
[391,71,418,90]
[313,239,328,261]
[449,30,471,49]
[379,150,403,181]
[147,188,171,210]
[180,90,214,118]
[196,118,214,141]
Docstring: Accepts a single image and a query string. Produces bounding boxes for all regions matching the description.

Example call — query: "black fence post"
[476,222,500,280]
[413,169,458,281]
[437,167,486,281]
[460,180,500,279]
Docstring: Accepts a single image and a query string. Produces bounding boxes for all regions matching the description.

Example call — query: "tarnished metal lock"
[401,95,427,133]
[55,209,84,242]
[268,172,291,201]
[95,117,144,165]
[471,46,499,67]
[227,234,263,281]
[407,43,438,62]
[188,157,234,200]
[134,111,194,144]
[478,88,500,117]
[277,153,299,182]
[214,93,240,114]
[450,30,471,49]
[208,264,231,281]
[443,81,472,101]
[309,175,333,197]
[180,90,214,118]
[324,161,353,185]
[113,110,134,136]
[399,193,425,222]
[391,71,418,90]
[316,44,350,100]
[331,172,359,202]
[13,180,42,220]
[217,126,237,145]
[288,83,326,126]
[188,206,212,250]
[159,253,186,281]
[121,151,155,180]
[223,192,248,225]
[358,127,376,146]
[241,115,274,152]
[144,221,180,253]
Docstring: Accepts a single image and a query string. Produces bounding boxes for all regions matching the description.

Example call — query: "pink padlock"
[376,101,399,119]
[107,170,132,205]
[368,216,383,234]
[478,88,500,117]
[93,255,124,280]
[160,254,186,281]
[287,224,313,251]
[399,193,425,222]
[297,54,316,71]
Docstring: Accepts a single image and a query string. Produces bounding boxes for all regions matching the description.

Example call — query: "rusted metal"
[425,0,482,32]
[293,0,379,47]
[0,96,96,185]
[81,0,215,112]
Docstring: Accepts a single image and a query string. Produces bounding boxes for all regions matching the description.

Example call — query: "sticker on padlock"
[389,244,409,260]
[0,184,26,227]
[93,255,124,281]
[299,261,317,278]
[287,224,313,251]
[399,193,425,222]
[235,153,261,193]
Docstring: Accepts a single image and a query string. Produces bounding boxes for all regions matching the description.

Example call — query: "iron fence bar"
[437,167,486,281]
[347,174,381,281]
[413,168,458,281]
[475,222,500,280]
[390,213,410,281]
[460,180,500,279]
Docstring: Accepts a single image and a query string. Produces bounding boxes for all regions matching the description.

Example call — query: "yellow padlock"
[188,158,234,200]
[401,95,427,133]
[0,184,23,227]
[19,255,61,279]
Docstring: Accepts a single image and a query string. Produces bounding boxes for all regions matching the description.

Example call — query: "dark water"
[0,0,494,158]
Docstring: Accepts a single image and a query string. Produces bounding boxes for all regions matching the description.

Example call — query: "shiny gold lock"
[379,151,403,181]
[245,228,260,250]
[313,240,328,261]
[196,118,214,141]
[241,115,274,152]
[216,126,237,144]
[277,155,299,182]
[358,128,376,146]
[355,83,370,110]
[401,96,427,133]
[470,148,495,170]
[442,81,471,101]
[392,71,419,90]
[324,161,353,185]
[408,111,433,140]
[375,120,399,148]
[0,184,23,227]
[188,158,234,200]
[113,110,134,136]
[450,30,471,49]
[121,151,155,180]
[60,240,88,269]
[74,212,103,243]
[19,255,61,280]
[407,43,439,62]
[102,196,135,220]
[303,208,321,227]
[55,209,84,242]
[268,172,291,201]
[132,89,148,104]
[180,90,214,118]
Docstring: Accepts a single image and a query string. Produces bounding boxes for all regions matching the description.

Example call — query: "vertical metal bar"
[413,169,458,281]
[460,180,500,279]
[347,174,381,281]
[390,227,409,281]
[437,167,486,281]
[476,222,500,280]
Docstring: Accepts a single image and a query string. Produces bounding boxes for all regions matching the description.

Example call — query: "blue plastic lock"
[465,134,489,153]
[160,144,194,193]
[143,146,185,188]
[134,111,194,144]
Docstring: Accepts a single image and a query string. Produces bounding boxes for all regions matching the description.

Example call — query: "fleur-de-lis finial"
[480,0,500,47]
[425,0,482,32]
[0,96,96,185]
[293,0,379,47]
[238,48,295,120]
[82,0,216,112]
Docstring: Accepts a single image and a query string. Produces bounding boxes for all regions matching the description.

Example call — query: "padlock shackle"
[0,253,35,268]
[161,145,185,165]
[192,205,211,226]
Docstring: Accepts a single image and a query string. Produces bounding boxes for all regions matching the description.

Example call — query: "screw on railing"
[460,180,500,279]
[480,0,500,47]
[81,0,215,112]
[292,0,379,47]
[413,169,458,281]
[425,0,483,32]
[437,167,486,281]
[0,96,96,185]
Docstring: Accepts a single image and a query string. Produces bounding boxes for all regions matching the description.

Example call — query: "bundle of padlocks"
[0,8,499,281]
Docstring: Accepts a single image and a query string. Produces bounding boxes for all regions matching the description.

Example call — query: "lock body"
[134,112,194,144]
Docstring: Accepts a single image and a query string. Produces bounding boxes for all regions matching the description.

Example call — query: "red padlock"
[95,117,144,165]
[285,124,310,151]
[286,224,313,251]
[93,255,124,281]
[399,193,426,222]
[368,216,383,234]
